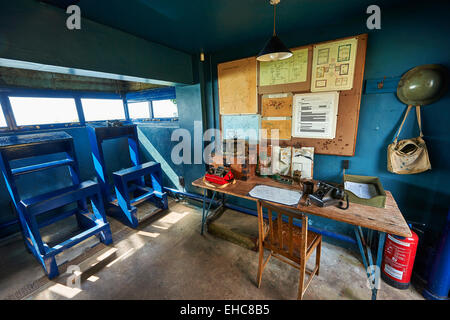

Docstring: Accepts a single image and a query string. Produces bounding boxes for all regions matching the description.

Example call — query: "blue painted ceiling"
[46,0,408,54]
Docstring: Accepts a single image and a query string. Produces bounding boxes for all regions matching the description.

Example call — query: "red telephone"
[205,166,234,185]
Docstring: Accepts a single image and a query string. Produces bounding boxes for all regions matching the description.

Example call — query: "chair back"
[259,201,308,264]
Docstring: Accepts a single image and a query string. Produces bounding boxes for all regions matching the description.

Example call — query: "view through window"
[81,98,125,122]
[128,101,151,119]
[9,97,79,126]
[152,99,178,118]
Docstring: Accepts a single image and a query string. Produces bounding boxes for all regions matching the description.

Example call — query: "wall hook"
[377,76,386,89]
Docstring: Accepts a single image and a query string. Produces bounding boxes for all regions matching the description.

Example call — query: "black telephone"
[307,181,349,210]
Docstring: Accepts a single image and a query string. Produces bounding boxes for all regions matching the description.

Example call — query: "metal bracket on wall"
[365,76,401,94]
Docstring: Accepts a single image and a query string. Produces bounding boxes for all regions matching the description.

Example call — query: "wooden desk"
[193,176,410,238]
[192,176,411,300]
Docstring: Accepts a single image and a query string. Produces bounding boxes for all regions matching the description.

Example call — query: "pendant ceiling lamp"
[257,0,293,62]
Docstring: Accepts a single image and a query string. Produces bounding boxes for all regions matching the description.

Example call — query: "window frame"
[0,98,9,130]
[0,86,177,133]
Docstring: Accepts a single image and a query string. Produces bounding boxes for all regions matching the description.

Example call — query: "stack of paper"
[344,181,378,199]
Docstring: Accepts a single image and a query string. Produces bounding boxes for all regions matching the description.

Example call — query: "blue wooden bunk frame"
[87,123,168,228]
[0,131,112,279]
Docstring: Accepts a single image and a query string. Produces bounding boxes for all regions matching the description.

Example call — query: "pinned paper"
[292,147,314,179]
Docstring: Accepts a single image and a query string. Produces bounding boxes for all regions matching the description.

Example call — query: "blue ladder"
[0,132,113,279]
[87,124,168,228]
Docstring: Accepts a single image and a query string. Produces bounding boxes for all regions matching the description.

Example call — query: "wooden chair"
[256,200,322,300]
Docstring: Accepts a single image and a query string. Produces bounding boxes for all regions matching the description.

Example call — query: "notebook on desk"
[248,184,303,206]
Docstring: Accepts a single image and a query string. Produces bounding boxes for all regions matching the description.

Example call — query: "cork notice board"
[217,34,368,156]
[218,57,257,115]
[289,34,367,156]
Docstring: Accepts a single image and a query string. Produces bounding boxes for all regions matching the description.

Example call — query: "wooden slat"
[301,215,308,257]
[288,216,294,255]
[268,209,274,249]
[192,176,411,237]
[277,213,283,249]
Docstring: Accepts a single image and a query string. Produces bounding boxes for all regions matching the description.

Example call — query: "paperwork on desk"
[249,185,303,206]
[344,181,378,199]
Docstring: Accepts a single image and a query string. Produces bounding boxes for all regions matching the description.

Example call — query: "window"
[81,98,125,122]
[128,101,151,119]
[152,99,178,118]
[8,97,79,126]
[0,103,7,127]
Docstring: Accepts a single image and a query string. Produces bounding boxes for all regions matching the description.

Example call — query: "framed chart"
[311,37,358,92]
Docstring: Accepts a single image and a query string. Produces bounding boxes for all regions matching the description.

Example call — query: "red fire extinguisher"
[381,227,419,289]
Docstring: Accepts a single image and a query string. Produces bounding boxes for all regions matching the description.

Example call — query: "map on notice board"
[222,114,261,141]
[259,48,309,86]
[261,118,292,140]
[218,57,257,114]
[311,38,358,92]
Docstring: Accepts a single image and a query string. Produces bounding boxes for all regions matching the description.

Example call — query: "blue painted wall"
[208,2,450,267]
[137,123,184,189]
[0,0,194,85]
[176,84,206,194]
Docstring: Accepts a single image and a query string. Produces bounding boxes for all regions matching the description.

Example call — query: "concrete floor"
[0,198,424,300]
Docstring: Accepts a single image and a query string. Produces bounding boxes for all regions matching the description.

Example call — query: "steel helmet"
[397,64,448,106]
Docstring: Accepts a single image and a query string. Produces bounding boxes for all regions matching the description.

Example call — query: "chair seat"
[263,219,321,261]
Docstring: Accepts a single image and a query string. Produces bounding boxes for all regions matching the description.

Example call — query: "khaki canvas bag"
[387,105,431,174]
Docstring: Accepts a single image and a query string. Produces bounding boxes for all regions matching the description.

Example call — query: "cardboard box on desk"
[210,153,257,181]
[344,174,387,208]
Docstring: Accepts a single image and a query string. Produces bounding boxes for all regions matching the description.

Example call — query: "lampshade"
[257,35,293,62]
[256,1,293,62]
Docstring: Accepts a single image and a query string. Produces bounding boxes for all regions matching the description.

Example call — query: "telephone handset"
[307,181,349,210]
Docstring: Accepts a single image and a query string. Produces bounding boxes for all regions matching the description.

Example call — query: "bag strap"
[416,105,424,137]
[393,105,412,144]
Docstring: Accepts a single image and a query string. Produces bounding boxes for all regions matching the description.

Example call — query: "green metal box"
[343,174,386,208]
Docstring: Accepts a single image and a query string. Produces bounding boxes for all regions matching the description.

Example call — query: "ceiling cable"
[273,3,277,36]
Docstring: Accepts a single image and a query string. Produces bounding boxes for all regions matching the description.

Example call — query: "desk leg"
[354,227,386,300]
[201,190,217,235]
[354,227,369,271]
[201,189,207,235]
[372,232,386,300]
[256,200,265,287]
